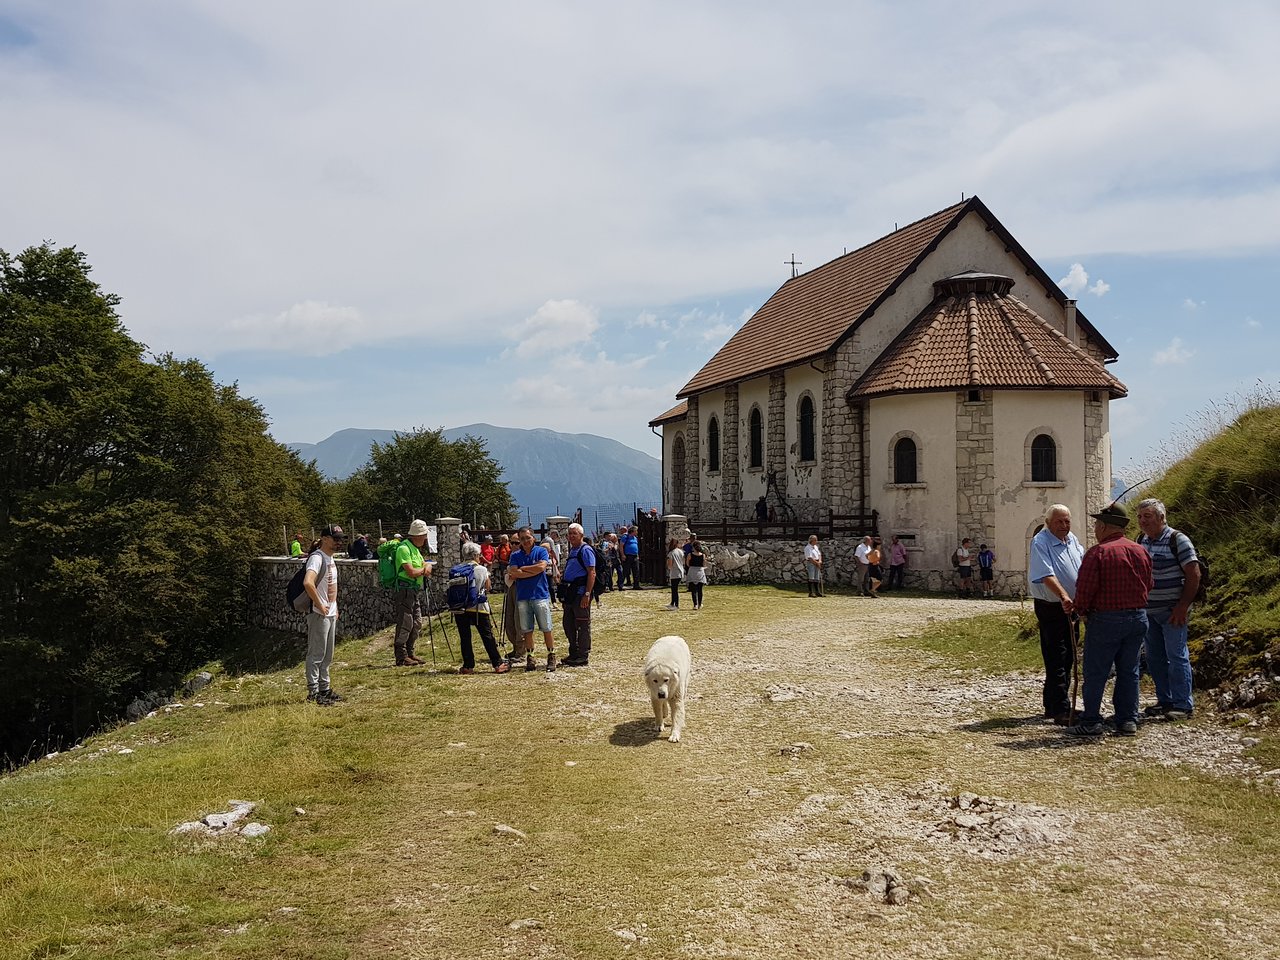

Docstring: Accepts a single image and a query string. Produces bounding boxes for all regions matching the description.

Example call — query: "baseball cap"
[321,524,346,540]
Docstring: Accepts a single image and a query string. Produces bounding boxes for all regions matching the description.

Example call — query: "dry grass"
[3,586,1279,959]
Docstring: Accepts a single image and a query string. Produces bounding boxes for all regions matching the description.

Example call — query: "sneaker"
[459,667,475,675]
[546,652,557,673]
[1163,709,1192,722]
[525,654,537,672]
[1115,719,1138,737]
[1142,704,1171,718]
[494,661,511,674]
[1064,721,1106,737]
[305,692,331,707]
[665,603,678,610]
[319,689,344,703]
[561,657,588,667]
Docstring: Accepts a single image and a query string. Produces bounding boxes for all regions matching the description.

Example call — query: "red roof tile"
[648,400,688,427]
[848,274,1127,399]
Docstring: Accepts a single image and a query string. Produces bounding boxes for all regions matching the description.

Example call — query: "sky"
[2,1,1278,481]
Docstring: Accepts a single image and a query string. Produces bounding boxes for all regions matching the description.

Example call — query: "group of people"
[952,538,998,598]
[665,533,709,609]
[1028,498,1200,737]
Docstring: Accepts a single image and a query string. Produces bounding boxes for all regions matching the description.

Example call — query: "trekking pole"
[1069,613,1082,724]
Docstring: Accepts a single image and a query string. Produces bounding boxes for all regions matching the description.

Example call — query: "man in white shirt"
[804,535,824,597]
[854,536,873,596]
[303,524,345,706]
[1027,505,1085,724]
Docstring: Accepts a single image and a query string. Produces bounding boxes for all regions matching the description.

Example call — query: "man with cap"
[1065,503,1153,737]
[479,534,496,567]
[1028,504,1085,725]
[1135,498,1202,721]
[392,519,434,666]
[303,525,345,705]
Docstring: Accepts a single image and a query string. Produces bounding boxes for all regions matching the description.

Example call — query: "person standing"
[452,541,509,674]
[665,538,685,609]
[508,526,556,672]
[887,535,908,591]
[804,535,824,597]
[392,519,434,667]
[479,535,496,567]
[596,534,615,593]
[1066,503,1153,737]
[1135,498,1202,721]
[954,538,974,597]
[302,525,345,705]
[866,537,884,596]
[620,525,642,590]
[347,534,373,561]
[542,531,561,607]
[560,522,596,666]
[1028,505,1085,725]
[854,535,873,596]
[977,543,996,598]
[685,540,707,609]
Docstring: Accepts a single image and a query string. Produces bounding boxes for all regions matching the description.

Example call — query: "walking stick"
[1069,613,1082,724]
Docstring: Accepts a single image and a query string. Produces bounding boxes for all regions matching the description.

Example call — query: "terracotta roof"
[647,400,688,427]
[676,196,1118,399]
[848,273,1128,399]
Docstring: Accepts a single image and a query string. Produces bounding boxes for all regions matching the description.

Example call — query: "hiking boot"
[1163,709,1192,722]
[1142,703,1171,718]
[319,688,344,703]
[525,654,537,672]
[405,654,424,666]
[546,652,557,673]
[305,692,331,707]
[561,657,588,667]
[494,661,511,674]
[1064,721,1106,737]
[1115,719,1138,737]
[1050,712,1073,726]
[458,667,475,675]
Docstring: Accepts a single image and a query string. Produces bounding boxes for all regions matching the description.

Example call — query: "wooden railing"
[685,510,878,541]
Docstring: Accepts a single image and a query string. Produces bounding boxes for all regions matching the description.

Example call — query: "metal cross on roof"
[785,254,802,278]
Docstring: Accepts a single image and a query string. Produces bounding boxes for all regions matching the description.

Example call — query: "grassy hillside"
[1143,403,1280,690]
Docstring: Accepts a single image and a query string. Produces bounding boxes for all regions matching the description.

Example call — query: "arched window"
[707,415,720,472]
[672,433,686,511]
[798,395,816,462]
[1031,434,1057,482]
[893,437,918,484]
[749,407,763,469]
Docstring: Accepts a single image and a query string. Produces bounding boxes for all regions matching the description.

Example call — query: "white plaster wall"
[785,363,824,499]
[868,393,957,569]
[698,388,726,503]
[737,376,771,505]
[992,390,1087,566]
[856,211,1076,366]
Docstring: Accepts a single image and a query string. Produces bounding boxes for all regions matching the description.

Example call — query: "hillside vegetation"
[1143,402,1280,690]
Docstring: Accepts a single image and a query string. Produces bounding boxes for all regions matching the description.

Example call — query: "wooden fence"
[685,509,878,542]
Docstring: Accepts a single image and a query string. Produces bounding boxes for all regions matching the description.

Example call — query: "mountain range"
[287,424,662,521]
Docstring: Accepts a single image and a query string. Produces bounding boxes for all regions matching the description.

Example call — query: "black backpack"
[286,551,331,613]
[1167,529,1210,603]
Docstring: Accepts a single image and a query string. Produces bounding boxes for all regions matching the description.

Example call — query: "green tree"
[0,243,321,763]
[352,427,516,528]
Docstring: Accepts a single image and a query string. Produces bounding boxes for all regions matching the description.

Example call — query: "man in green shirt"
[290,533,304,558]
[393,519,434,666]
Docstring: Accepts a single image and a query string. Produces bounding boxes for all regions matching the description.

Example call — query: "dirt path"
[355,591,1279,960]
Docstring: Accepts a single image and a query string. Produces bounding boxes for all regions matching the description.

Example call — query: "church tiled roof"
[647,400,688,426]
[848,273,1127,399]
[674,196,1117,400]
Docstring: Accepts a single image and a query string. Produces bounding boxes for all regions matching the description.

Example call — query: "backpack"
[446,563,485,612]
[1167,529,1210,604]
[950,550,961,569]
[377,539,401,589]
[286,550,331,614]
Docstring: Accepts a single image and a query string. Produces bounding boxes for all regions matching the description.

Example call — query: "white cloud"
[1246,316,1261,328]
[1182,298,1204,311]
[628,311,660,329]
[225,301,368,356]
[1152,337,1194,366]
[1058,263,1108,298]
[507,300,600,359]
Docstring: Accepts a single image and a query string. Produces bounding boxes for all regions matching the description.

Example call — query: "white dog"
[643,635,691,743]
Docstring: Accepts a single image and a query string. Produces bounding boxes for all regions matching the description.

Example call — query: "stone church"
[648,196,1127,583]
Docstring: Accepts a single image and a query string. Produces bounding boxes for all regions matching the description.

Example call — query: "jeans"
[1080,609,1147,725]
[562,599,592,661]
[454,611,501,669]
[888,564,905,590]
[1145,607,1194,712]
[623,555,640,588]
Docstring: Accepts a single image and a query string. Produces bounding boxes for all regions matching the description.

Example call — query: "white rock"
[240,822,271,838]
[117,748,134,755]
[293,807,306,816]
[494,823,528,841]
[508,918,542,931]
[614,930,638,942]
[276,906,300,914]
[953,813,986,830]
[565,761,578,766]
[171,821,205,834]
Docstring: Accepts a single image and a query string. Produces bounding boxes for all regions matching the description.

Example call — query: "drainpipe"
[1064,299,1078,344]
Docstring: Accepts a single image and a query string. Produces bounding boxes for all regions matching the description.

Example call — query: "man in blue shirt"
[560,523,597,667]
[620,525,642,590]
[1028,504,1085,724]
[507,526,556,672]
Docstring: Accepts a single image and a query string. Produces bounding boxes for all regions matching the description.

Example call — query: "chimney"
[1064,299,1078,344]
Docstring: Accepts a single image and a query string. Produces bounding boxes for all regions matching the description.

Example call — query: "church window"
[893,437,918,484]
[708,415,720,472]
[749,407,763,469]
[1031,434,1057,482]
[798,395,816,462]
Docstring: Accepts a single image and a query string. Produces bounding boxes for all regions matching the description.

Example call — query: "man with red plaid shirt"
[1066,502,1153,738]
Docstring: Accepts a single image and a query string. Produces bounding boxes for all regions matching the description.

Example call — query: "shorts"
[979,567,994,581]
[517,598,552,634]
[957,565,973,579]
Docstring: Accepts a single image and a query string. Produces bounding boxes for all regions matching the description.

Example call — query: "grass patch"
[889,604,1044,673]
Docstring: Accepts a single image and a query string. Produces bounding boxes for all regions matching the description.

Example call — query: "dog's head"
[645,663,679,700]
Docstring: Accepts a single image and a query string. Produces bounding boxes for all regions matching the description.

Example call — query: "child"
[686,540,707,609]
[978,543,997,598]
[665,538,685,610]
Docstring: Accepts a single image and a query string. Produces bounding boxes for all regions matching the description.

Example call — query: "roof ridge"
[997,296,1057,384]
[815,198,970,276]
[966,292,984,385]
[893,300,948,392]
